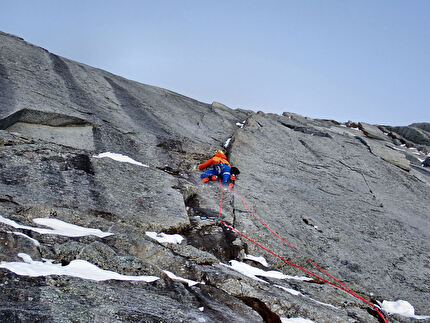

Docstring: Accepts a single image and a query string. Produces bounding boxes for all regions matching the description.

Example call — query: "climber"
[198,149,238,190]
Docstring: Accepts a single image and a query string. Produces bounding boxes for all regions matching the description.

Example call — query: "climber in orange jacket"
[198,150,236,190]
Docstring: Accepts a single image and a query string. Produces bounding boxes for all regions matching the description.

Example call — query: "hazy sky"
[1,1,429,125]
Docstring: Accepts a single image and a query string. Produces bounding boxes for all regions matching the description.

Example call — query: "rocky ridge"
[0,31,429,322]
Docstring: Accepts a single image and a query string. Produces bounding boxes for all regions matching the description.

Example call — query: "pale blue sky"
[1,1,429,125]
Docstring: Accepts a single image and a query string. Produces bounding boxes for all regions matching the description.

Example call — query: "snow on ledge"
[0,215,112,238]
[224,137,232,148]
[93,152,149,167]
[275,285,338,309]
[146,232,184,244]
[281,317,314,323]
[0,253,159,282]
[163,270,203,287]
[244,254,269,267]
[275,284,302,296]
[222,260,312,283]
[9,231,40,246]
[33,218,113,238]
[379,300,430,320]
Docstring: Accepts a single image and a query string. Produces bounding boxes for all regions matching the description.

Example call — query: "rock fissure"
[279,121,332,138]
[1,31,429,322]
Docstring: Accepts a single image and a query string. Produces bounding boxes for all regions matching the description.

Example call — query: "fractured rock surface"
[0,31,429,322]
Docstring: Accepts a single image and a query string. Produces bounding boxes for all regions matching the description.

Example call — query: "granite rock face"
[1,31,430,323]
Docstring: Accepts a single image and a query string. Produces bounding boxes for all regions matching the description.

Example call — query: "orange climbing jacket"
[198,151,230,170]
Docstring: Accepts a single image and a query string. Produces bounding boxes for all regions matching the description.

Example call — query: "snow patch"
[93,152,149,167]
[236,122,244,128]
[0,215,112,238]
[391,146,405,152]
[163,270,202,287]
[33,218,113,238]
[379,300,430,320]
[275,284,301,296]
[310,298,338,309]
[244,254,269,267]
[275,285,338,309]
[222,260,312,283]
[281,318,314,323]
[0,253,159,282]
[9,231,40,246]
[224,137,232,148]
[199,307,204,312]
[146,232,184,244]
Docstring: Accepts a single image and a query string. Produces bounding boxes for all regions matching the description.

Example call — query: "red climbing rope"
[232,191,297,252]
[217,180,388,323]
[233,191,365,299]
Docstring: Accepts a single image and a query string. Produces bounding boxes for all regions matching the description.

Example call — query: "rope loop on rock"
[217,179,388,323]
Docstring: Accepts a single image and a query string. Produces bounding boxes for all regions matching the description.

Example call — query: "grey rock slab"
[359,122,390,141]
[1,31,430,322]
[91,156,190,232]
[0,31,250,160]
[0,272,262,323]
[0,142,189,238]
[229,112,429,316]
[7,122,95,150]
[328,125,365,138]
[0,109,95,150]
[365,140,411,171]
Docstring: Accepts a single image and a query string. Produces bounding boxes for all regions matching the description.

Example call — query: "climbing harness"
[216,179,388,323]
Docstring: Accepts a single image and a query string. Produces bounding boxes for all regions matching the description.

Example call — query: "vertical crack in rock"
[354,136,371,151]
[2,32,429,323]
[338,160,382,207]
[298,139,321,159]
[223,131,238,228]
[180,186,243,262]
[182,224,243,262]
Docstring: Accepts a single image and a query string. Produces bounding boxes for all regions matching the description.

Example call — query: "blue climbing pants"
[200,163,231,183]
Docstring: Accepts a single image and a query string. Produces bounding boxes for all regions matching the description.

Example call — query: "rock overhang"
[0,108,96,150]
